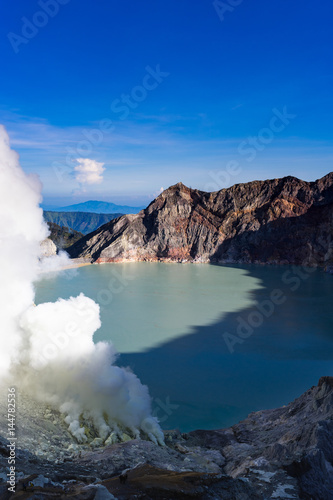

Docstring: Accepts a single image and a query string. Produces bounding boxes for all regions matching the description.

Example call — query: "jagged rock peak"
[318,376,333,389]
[169,181,187,189]
[163,181,192,195]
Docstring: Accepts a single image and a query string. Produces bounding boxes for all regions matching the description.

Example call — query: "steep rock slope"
[68,173,333,266]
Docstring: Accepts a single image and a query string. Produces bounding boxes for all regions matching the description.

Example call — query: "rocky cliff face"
[68,173,333,267]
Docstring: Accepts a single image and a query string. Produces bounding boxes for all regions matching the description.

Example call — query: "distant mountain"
[46,200,145,214]
[68,173,333,268]
[46,222,84,249]
[43,211,122,235]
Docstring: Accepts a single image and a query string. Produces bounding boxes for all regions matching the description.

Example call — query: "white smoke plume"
[0,126,164,445]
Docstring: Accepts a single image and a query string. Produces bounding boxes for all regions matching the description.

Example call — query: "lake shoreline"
[64,256,333,274]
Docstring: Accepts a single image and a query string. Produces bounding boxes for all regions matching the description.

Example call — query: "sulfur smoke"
[0,125,164,445]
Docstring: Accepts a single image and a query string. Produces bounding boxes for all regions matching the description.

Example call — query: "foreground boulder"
[68,173,333,267]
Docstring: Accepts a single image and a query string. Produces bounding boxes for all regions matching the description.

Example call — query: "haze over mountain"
[43,211,122,235]
[68,173,333,268]
[43,200,145,214]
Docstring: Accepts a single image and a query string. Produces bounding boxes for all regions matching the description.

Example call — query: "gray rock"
[40,238,57,257]
[68,173,333,268]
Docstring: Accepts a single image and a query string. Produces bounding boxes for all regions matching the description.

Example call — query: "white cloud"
[74,158,105,185]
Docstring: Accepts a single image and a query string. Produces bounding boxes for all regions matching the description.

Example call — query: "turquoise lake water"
[35,263,333,432]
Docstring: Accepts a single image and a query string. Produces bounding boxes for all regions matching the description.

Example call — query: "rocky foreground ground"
[0,377,332,499]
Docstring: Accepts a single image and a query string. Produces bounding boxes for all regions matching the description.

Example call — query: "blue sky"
[1,0,332,207]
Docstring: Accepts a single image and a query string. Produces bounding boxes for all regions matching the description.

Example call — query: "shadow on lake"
[118,263,333,432]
